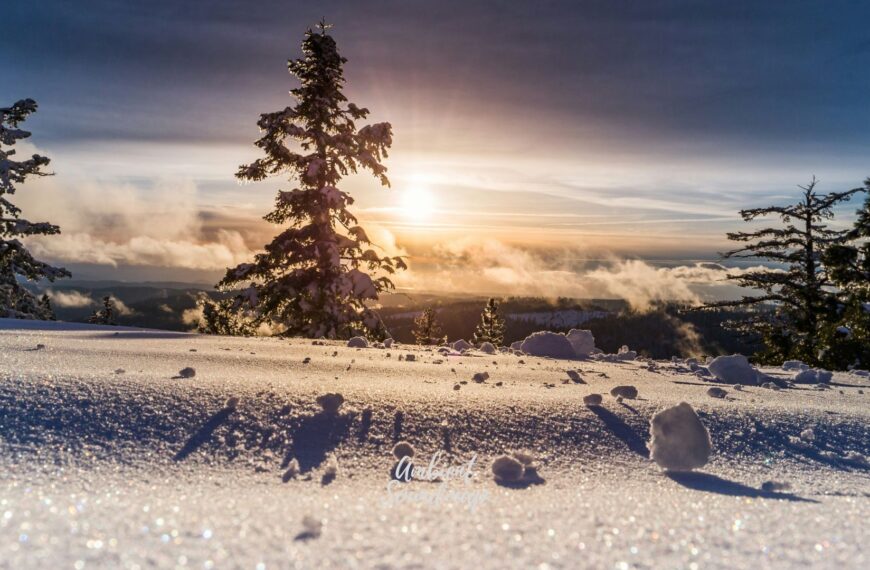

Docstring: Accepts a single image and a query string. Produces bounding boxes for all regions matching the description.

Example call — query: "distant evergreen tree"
[473,297,506,346]
[38,294,54,320]
[413,307,444,345]
[821,179,870,368]
[0,99,70,319]
[88,296,117,326]
[210,22,404,339]
[702,178,865,365]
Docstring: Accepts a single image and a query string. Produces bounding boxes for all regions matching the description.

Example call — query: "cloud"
[16,171,257,271]
[109,295,136,316]
[393,237,771,310]
[44,289,95,308]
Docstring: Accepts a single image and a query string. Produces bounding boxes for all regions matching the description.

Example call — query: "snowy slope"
[1,320,869,569]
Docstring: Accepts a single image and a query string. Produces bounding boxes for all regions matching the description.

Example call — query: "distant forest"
[32,283,759,360]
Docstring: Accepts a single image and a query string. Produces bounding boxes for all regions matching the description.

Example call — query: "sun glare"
[400,184,436,223]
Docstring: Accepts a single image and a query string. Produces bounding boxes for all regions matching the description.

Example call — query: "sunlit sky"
[4,1,870,300]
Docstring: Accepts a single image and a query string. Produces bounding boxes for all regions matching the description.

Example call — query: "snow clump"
[491,454,525,482]
[316,393,345,414]
[519,331,576,359]
[583,393,603,406]
[706,387,727,399]
[610,385,638,399]
[392,441,415,459]
[707,354,758,385]
[295,515,323,540]
[648,402,712,471]
[177,367,196,379]
[566,329,596,357]
[347,336,368,348]
[793,368,832,384]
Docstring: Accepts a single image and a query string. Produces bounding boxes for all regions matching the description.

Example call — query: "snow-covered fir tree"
[702,177,865,366]
[88,296,117,326]
[821,179,870,368]
[473,297,506,346]
[210,22,405,339]
[412,307,444,345]
[1,99,70,319]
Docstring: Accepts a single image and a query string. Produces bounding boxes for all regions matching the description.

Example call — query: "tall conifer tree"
[0,99,70,319]
[702,178,864,365]
[213,23,405,338]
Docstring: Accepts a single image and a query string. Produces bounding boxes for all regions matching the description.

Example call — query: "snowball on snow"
[610,385,638,399]
[491,454,525,482]
[295,515,323,540]
[707,354,758,385]
[452,339,472,351]
[347,336,368,348]
[706,387,727,399]
[566,329,596,357]
[317,393,345,414]
[479,342,496,354]
[392,441,415,459]
[793,368,832,384]
[583,393,603,406]
[648,402,712,471]
[519,331,576,359]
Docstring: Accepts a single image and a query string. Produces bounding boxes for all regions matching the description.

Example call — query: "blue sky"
[3,0,869,296]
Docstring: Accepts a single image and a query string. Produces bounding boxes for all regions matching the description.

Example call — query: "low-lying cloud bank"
[19,175,256,271]
[392,238,770,311]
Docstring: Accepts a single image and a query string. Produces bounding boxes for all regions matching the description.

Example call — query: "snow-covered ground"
[1,319,869,569]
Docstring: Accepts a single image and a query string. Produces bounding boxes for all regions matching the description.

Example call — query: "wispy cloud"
[44,289,95,308]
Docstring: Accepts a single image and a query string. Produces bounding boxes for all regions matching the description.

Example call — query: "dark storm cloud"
[3,0,869,150]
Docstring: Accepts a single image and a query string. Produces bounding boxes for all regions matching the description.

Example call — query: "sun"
[400,184,436,223]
